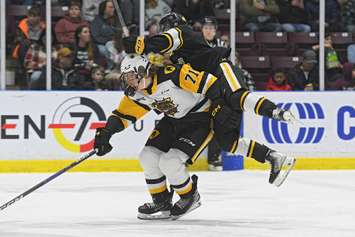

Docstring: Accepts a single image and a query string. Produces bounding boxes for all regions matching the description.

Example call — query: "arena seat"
[255,32,290,56]
[271,56,303,69]
[331,32,353,45]
[288,32,319,55]
[236,32,259,56]
[240,56,271,71]
[240,56,271,90]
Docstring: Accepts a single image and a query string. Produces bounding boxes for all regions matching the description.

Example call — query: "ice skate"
[208,159,223,171]
[170,175,201,220]
[266,151,296,187]
[137,190,173,220]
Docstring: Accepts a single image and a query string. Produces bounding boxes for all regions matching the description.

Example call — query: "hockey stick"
[112,0,130,37]
[0,150,96,211]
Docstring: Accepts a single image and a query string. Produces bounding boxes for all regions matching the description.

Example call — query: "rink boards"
[0,91,354,172]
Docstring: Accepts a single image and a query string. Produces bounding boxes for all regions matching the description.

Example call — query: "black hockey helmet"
[159,12,187,32]
[201,16,218,29]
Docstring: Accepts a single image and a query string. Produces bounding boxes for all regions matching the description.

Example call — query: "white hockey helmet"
[120,54,151,96]
[121,53,150,75]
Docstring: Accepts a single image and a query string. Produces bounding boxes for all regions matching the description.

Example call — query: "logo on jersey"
[164,65,176,74]
[149,129,160,139]
[50,97,106,152]
[262,103,325,144]
[151,97,178,116]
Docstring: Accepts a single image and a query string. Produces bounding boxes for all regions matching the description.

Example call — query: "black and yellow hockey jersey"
[111,64,219,130]
[124,24,230,74]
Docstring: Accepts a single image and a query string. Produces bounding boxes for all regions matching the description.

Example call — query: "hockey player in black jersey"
[122,12,297,182]
[94,54,296,220]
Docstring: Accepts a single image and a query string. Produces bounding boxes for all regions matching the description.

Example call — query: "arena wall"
[0,91,354,172]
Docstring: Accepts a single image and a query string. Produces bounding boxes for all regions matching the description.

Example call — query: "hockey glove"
[272,108,298,124]
[122,36,144,54]
[94,128,113,156]
[210,99,241,131]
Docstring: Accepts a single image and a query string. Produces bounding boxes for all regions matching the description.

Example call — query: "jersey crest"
[164,65,176,74]
[151,97,179,116]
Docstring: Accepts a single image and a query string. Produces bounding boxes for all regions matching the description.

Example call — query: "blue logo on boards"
[337,106,355,140]
[262,103,325,144]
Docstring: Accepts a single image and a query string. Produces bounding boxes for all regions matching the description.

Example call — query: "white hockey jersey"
[112,64,218,129]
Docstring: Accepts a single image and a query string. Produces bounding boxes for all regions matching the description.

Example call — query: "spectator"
[342,63,355,90]
[348,44,355,63]
[81,0,104,22]
[91,65,107,89]
[266,68,292,91]
[220,34,230,48]
[173,0,215,25]
[147,19,160,37]
[120,0,140,27]
[91,66,121,90]
[192,20,203,32]
[340,0,355,32]
[105,29,127,70]
[145,0,171,27]
[55,0,89,46]
[239,0,282,32]
[304,0,319,31]
[313,33,343,88]
[30,47,95,90]
[91,0,121,59]
[12,5,46,88]
[288,49,319,90]
[326,62,354,90]
[325,0,342,31]
[24,43,46,87]
[276,0,311,32]
[235,51,256,91]
[12,6,45,62]
[73,25,103,76]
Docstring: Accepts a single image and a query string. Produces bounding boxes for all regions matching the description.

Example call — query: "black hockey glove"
[122,36,145,54]
[94,128,113,156]
[210,99,241,131]
[272,108,298,124]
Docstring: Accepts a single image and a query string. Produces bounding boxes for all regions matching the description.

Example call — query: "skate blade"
[170,201,202,221]
[137,211,171,220]
[273,157,296,187]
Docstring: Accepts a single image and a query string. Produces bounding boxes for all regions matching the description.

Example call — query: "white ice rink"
[1,171,355,237]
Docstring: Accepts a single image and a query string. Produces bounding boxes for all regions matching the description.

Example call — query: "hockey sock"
[170,176,194,198]
[229,89,277,118]
[231,137,271,163]
[145,176,168,203]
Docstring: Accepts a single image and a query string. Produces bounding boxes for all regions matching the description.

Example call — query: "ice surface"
[1,171,355,237]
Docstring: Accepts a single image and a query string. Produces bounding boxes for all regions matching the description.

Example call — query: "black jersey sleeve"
[122,27,184,55]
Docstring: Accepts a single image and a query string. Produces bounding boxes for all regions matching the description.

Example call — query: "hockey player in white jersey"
[93,54,296,220]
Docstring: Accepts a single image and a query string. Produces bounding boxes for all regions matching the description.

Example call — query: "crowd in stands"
[3,0,355,91]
